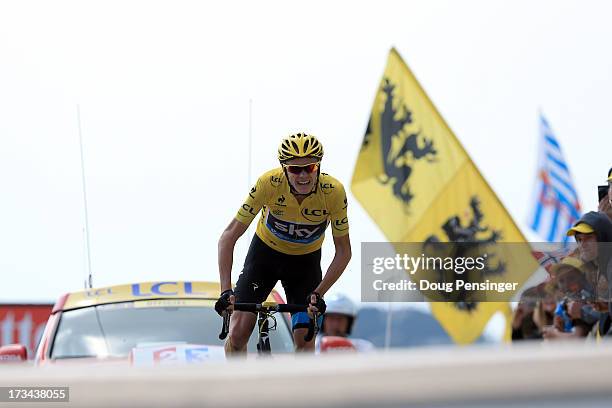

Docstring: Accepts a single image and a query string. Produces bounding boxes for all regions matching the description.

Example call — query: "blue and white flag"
[528,114,581,244]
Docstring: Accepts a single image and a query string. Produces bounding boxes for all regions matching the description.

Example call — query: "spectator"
[511,287,542,341]
[533,282,556,335]
[318,294,375,352]
[566,211,612,336]
[547,257,594,339]
[599,167,612,221]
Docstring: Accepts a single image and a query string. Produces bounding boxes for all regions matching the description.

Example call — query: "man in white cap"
[318,293,375,352]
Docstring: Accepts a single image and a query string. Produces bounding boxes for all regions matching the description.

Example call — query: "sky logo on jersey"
[265,213,327,243]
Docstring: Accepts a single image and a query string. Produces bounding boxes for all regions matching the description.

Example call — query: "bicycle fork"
[256,312,272,355]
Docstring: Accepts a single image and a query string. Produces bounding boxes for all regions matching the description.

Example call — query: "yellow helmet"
[278,133,324,162]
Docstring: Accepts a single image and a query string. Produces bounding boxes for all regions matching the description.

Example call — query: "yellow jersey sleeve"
[235,174,269,226]
[328,180,349,237]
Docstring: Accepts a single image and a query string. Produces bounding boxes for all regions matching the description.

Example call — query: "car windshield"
[50,300,295,358]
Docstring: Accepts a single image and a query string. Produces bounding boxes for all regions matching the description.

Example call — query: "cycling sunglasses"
[283,162,320,175]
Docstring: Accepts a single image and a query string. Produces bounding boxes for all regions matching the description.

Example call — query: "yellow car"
[30,281,294,364]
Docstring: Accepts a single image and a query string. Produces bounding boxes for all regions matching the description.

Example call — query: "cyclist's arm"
[218,219,249,292]
[218,175,268,292]
[314,233,351,296]
[314,180,351,296]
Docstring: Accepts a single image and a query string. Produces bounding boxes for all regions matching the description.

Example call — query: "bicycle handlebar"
[217,303,320,343]
[232,303,309,314]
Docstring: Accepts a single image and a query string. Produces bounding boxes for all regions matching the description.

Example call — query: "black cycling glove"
[307,291,326,314]
[215,289,234,316]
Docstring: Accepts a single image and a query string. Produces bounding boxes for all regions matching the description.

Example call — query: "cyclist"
[215,133,352,353]
[318,293,375,352]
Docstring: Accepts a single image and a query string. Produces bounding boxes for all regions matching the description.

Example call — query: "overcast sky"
[1,0,610,311]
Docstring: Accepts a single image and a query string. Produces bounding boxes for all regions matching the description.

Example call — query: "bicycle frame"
[218,303,320,355]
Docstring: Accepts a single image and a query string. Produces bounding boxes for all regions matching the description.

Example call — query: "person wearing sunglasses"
[215,132,352,354]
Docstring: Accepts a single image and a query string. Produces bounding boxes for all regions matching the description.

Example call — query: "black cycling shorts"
[234,234,322,330]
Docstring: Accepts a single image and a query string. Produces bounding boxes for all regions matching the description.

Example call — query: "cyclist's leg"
[226,312,254,354]
[229,235,278,355]
[280,249,323,351]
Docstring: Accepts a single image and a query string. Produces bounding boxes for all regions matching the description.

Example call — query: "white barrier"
[1,342,612,407]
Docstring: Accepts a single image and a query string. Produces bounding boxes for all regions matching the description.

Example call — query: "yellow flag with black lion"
[351,48,538,344]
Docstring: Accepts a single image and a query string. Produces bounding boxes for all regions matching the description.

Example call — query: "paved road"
[1,341,611,407]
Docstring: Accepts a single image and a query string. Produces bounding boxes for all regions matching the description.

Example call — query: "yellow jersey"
[235,168,349,255]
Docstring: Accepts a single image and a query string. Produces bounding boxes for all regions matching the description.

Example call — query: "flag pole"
[384,302,393,349]
[248,99,253,195]
[77,104,93,289]
[247,98,253,243]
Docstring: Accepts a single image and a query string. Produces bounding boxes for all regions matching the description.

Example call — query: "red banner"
[0,305,53,359]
